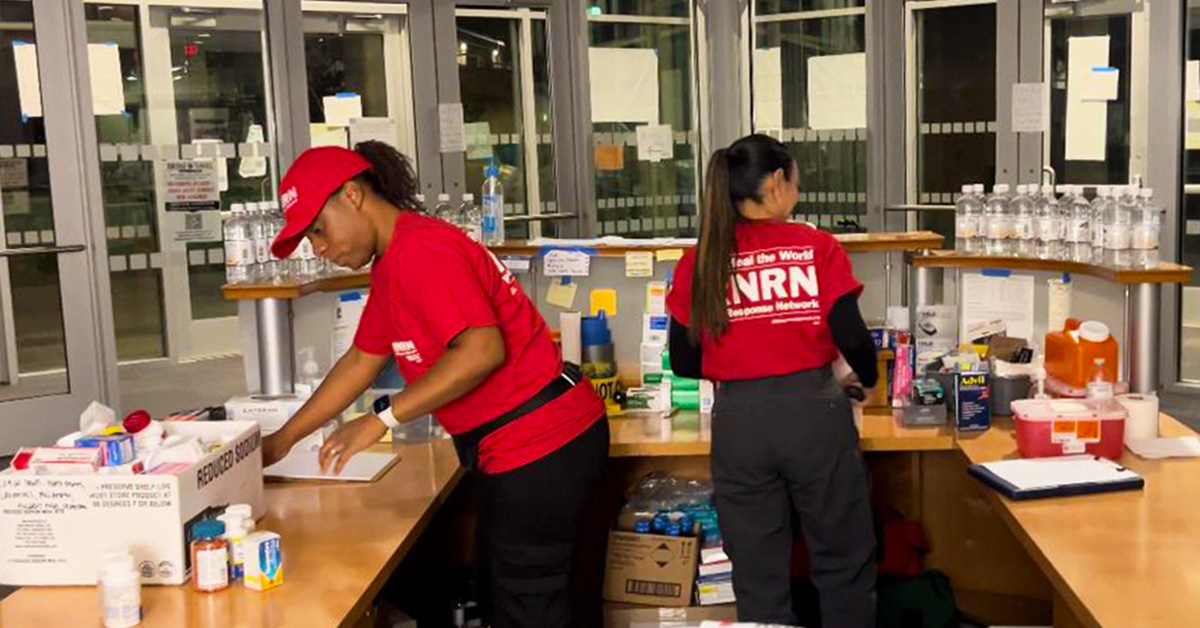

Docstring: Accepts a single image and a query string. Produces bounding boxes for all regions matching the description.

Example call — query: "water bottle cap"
[581,311,612,346]
[485,164,499,177]
[1016,184,1026,194]
[231,203,245,213]
[1097,186,1111,197]
[994,184,1010,193]
[438,194,451,202]
[973,184,985,193]
[1073,185,1085,196]
[1029,184,1039,194]
[1140,188,1153,198]
[961,184,971,193]
[462,193,475,202]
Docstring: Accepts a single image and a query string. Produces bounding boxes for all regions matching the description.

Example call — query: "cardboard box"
[603,601,736,628]
[603,530,699,607]
[0,421,264,586]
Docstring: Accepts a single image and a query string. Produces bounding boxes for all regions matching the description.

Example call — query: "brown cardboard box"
[602,602,737,628]
[603,530,700,607]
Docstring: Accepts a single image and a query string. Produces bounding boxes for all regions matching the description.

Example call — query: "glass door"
[452,5,557,240]
[82,0,277,363]
[905,0,998,245]
[750,0,869,232]
[0,0,107,450]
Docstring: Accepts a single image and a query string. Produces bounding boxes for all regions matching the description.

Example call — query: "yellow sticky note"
[656,248,684,262]
[1188,102,1200,150]
[590,288,618,317]
[625,251,654,278]
[547,280,578,309]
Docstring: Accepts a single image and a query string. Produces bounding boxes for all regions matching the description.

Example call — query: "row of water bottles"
[425,164,507,245]
[223,201,333,285]
[955,182,1161,267]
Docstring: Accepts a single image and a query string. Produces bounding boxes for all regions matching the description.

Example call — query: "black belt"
[452,362,583,472]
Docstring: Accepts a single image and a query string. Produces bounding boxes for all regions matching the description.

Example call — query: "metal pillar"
[255,298,294,397]
[1127,283,1161,394]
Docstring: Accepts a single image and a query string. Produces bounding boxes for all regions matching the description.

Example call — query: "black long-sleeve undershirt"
[668,292,878,388]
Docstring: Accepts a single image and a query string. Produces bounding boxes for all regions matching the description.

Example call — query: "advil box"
[0,421,264,586]
[955,372,991,432]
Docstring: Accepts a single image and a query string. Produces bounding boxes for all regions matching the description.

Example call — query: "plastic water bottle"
[1105,185,1134,268]
[1063,185,1092,263]
[266,201,285,281]
[223,203,253,284]
[955,184,981,254]
[1133,187,1161,267]
[984,183,1012,256]
[1012,184,1036,258]
[1090,186,1111,261]
[432,193,456,225]
[460,193,482,243]
[245,202,270,282]
[1034,186,1062,260]
[482,164,505,245]
[971,184,986,252]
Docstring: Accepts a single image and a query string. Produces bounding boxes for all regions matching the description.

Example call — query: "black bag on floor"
[876,570,959,628]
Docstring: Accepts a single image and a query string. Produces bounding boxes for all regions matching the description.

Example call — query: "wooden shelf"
[224,232,946,301]
[608,408,955,458]
[910,250,1193,284]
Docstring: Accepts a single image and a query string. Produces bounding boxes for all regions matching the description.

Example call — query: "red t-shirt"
[353,212,604,474]
[666,221,863,382]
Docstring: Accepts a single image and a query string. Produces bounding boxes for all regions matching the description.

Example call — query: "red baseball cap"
[270,146,371,259]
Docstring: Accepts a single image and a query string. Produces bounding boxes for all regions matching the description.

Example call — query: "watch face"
[372,395,391,414]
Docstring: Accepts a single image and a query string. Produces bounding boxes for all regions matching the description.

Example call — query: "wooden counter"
[608,409,956,457]
[0,440,464,628]
[910,250,1193,284]
[956,415,1200,628]
[223,232,945,301]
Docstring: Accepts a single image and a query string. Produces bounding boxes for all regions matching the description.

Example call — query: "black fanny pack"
[452,362,583,472]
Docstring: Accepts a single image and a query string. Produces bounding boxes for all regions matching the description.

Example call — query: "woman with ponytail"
[264,142,608,628]
[666,135,878,627]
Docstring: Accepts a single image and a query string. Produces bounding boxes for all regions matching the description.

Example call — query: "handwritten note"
[625,251,654,277]
[543,250,591,277]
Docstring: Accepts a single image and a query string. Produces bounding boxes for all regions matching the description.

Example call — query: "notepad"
[969,455,1143,500]
[1127,437,1200,460]
[264,450,399,482]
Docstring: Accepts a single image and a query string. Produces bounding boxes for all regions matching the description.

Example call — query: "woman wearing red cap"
[263,142,608,628]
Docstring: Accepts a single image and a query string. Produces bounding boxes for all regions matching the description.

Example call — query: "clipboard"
[264,450,400,483]
[968,455,1144,501]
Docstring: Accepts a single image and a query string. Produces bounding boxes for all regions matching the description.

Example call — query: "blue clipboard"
[968,458,1145,501]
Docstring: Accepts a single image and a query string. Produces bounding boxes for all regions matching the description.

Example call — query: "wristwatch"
[372,394,400,429]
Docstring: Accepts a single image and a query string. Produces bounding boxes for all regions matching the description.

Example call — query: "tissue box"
[0,421,264,586]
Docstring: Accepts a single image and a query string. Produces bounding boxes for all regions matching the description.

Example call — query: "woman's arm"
[829,293,878,389]
[316,325,506,474]
[668,317,703,380]
[262,347,390,466]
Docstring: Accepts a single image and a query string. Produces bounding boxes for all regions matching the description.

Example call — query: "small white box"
[225,395,307,434]
[700,380,715,415]
[0,421,264,586]
[643,314,669,345]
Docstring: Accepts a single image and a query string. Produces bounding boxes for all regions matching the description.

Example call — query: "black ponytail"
[352,140,422,212]
[690,134,795,343]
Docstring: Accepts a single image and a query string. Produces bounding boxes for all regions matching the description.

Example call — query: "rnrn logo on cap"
[280,186,299,212]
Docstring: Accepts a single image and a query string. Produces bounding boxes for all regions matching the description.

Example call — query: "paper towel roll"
[560,312,582,364]
[1116,393,1159,441]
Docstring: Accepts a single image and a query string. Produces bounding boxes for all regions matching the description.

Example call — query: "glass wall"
[455,8,557,240]
[84,1,275,361]
[588,0,699,237]
[752,0,868,232]
[1181,7,1200,382]
[909,1,997,243]
[0,0,69,400]
[1046,14,1132,187]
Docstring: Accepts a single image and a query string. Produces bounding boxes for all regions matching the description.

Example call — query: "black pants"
[711,368,876,628]
[476,416,609,628]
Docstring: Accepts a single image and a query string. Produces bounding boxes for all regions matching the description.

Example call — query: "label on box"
[1052,419,1100,445]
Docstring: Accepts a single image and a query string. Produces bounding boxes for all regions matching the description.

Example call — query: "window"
[588,3,699,237]
[455,8,557,240]
[907,1,997,242]
[752,2,868,232]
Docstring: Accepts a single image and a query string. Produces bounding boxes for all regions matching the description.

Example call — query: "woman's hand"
[318,414,389,475]
[262,431,295,469]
